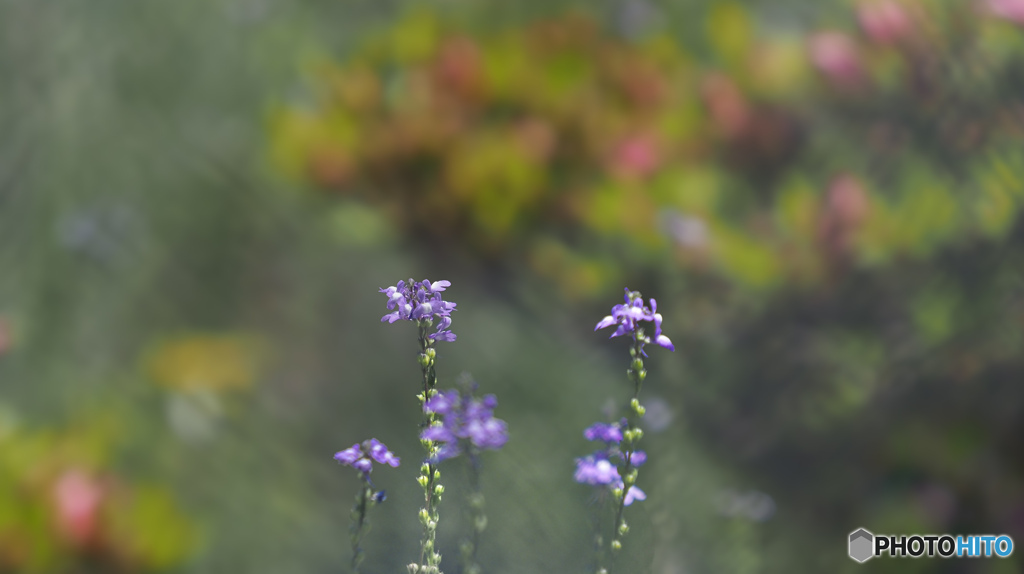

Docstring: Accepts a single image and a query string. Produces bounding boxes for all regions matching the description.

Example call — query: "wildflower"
[576,420,648,505]
[808,32,865,90]
[421,388,508,461]
[594,288,674,352]
[380,279,457,342]
[987,0,1024,25]
[573,455,647,506]
[574,454,620,485]
[621,483,647,506]
[583,421,624,444]
[336,439,399,574]
[857,0,913,45]
[52,469,105,547]
[334,439,401,477]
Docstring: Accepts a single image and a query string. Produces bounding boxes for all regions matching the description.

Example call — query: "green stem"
[608,331,646,572]
[416,321,444,574]
[461,451,485,574]
[351,477,372,574]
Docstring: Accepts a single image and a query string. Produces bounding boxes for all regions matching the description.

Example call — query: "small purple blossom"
[621,483,646,506]
[576,420,649,506]
[367,438,401,467]
[574,454,620,485]
[421,388,508,461]
[626,450,647,467]
[574,456,647,506]
[380,278,457,342]
[334,439,400,476]
[584,421,624,444]
[594,288,674,352]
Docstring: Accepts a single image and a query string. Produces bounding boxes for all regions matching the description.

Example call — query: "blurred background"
[3,0,1024,572]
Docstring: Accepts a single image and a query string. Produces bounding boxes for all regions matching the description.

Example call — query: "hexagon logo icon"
[849,528,874,563]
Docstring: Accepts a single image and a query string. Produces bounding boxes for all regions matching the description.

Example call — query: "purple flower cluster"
[574,421,647,506]
[334,438,401,476]
[594,288,674,352]
[421,389,509,461]
[380,279,457,342]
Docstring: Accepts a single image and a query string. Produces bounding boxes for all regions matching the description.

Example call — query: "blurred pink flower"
[609,133,661,180]
[53,469,104,547]
[857,1,914,44]
[819,174,870,260]
[987,0,1024,24]
[701,73,750,139]
[808,32,865,89]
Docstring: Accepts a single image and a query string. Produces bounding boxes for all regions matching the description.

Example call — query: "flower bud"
[421,464,431,475]
[433,470,441,480]
[631,358,643,372]
[426,348,436,360]
[418,353,430,367]
[474,515,488,532]
[407,563,419,574]
[611,539,622,551]
[618,522,630,535]
[417,475,429,488]
[434,484,444,496]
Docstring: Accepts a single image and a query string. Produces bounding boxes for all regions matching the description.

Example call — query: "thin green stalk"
[608,330,647,571]
[414,322,444,574]
[350,478,373,574]
[460,452,485,574]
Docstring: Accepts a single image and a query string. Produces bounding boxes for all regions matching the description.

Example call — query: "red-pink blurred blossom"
[857,1,914,44]
[987,0,1024,24]
[52,469,104,547]
[701,73,750,140]
[609,133,661,180]
[819,174,870,260]
[808,32,866,90]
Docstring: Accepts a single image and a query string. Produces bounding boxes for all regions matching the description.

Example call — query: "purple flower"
[334,439,400,476]
[621,483,646,506]
[626,450,647,467]
[420,388,508,461]
[574,454,620,485]
[379,278,457,342]
[594,288,674,352]
[574,455,648,505]
[584,422,623,444]
[367,438,401,467]
[334,444,362,465]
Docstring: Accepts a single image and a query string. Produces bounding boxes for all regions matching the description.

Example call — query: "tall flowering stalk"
[334,439,401,573]
[380,279,456,574]
[586,288,673,573]
[420,375,508,574]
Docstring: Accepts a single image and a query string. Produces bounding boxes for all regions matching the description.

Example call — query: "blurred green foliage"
[4,0,1024,573]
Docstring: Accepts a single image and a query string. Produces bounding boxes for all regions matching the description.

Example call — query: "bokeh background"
[3,0,1024,572]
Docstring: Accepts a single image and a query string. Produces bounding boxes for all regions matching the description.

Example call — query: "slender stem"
[461,451,484,574]
[351,477,372,574]
[591,489,610,574]
[416,321,444,574]
[608,331,646,572]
